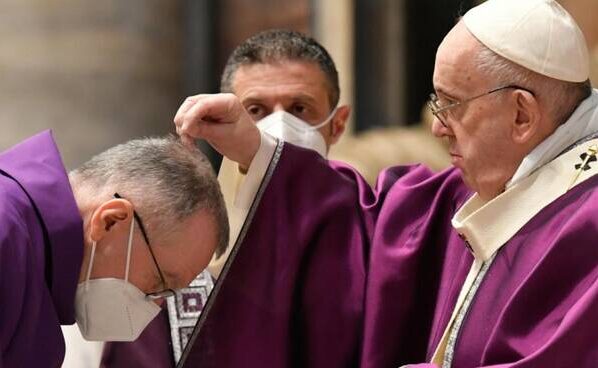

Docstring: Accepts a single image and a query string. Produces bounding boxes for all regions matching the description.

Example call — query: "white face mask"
[75,217,161,341]
[256,108,337,158]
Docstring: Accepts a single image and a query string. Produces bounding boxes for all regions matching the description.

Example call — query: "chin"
[457,169,475,191]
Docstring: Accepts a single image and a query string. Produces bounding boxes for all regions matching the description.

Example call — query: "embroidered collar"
[453,137,598,261]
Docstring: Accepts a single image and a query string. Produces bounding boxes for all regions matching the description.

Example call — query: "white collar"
[507,88,598,188]
[453,137,598,261]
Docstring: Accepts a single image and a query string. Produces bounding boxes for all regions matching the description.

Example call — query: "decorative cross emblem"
[574,152,597,171]
[569,144,598,191]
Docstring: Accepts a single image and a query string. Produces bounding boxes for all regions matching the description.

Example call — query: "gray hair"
[220,29,340,109]
[70,136,229,257]
[475,44,592,126]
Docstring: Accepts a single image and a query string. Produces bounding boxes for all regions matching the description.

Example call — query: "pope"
[174,0,598,367]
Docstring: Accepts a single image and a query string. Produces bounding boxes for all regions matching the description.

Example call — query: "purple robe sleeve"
[0,131,84,367]
[354,163,473,368]
[0,183,32,365]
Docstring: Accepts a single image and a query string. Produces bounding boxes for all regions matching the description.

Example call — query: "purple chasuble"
[101,271,214,367]
[0,131,84,367]
[391,173,598,367]
[178,142,470,368]
[179,141,598,367]
[101,307,175,368]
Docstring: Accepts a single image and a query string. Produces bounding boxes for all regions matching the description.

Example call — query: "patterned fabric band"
[167,271,214,364]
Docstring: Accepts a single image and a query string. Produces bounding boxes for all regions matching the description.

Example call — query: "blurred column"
[312,0,356,134]
[0,0,185,169]
[183,0,222,170]
[403,0,476,124]
[183,0,219,95]
[353,0,406,131]
[216,0,310,70]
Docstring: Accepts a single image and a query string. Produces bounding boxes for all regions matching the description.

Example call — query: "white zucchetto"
[463,0,589,82]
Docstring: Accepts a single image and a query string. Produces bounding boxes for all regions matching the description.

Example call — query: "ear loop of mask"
[83,241,97,291]
[83,216,135,290]
[304,107,338,131]
[124,216,135,283]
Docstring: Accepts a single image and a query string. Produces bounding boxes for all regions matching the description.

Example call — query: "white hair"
[70,136,229,257]
[475,44,591,126]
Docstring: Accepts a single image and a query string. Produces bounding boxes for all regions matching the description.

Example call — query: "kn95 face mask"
[256,108,337,157]
[74,217,161,341]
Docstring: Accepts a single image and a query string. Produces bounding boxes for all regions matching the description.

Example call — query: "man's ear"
[88,198,134,243]
[329,105,351,145]
[512,89,541,144]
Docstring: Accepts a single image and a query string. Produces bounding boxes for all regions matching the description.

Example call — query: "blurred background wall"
[1,0,596,170]
[0,0,185,169]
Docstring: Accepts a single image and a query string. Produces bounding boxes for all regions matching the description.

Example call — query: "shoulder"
[560,179,598,229]
[0,176,33,348]
[0,175,33,260]
[375,165,470,204]
[532,176,598,258]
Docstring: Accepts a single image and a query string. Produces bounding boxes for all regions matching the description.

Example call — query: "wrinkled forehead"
[434,22,487,94]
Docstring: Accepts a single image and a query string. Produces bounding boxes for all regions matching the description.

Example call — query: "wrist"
[239,127,261,171]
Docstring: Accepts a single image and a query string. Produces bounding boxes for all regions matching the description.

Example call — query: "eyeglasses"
[427,85,536,128]
[114,193,176,300]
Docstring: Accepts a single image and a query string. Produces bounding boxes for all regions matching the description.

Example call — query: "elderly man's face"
[81,202,218,303]
[126,211,218,299]
[431,22,524,200]
[231,60,349,148]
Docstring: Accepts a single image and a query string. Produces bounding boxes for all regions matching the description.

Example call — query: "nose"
[431,117,451,138]
[273,104,285,113]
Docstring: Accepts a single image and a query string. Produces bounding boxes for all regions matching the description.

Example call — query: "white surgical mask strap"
[84,241,98,290]
[309,106,338,130]
[124,217,135,283]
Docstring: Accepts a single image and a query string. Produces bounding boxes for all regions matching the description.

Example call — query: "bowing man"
[0,132,228,367]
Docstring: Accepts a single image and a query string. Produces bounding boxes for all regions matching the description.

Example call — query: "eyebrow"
[241,92,319,106]
[240,96,266,105]
[434,87,460,101]
[291,93,319,104]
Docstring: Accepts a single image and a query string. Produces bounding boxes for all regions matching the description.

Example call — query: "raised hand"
[173,93,261,169]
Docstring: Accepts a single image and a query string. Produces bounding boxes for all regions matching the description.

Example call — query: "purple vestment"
[180,141,598,367]
[0,131,84,367]
[180,143,371,367]
[374,173,598,367]
[101,270,214,367]
[176,143,467,367]
[100,308,175,368]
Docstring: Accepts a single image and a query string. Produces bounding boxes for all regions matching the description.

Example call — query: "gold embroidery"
[568,144,598,190]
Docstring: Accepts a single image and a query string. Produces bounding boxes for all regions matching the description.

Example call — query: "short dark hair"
[220,29,340,108]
